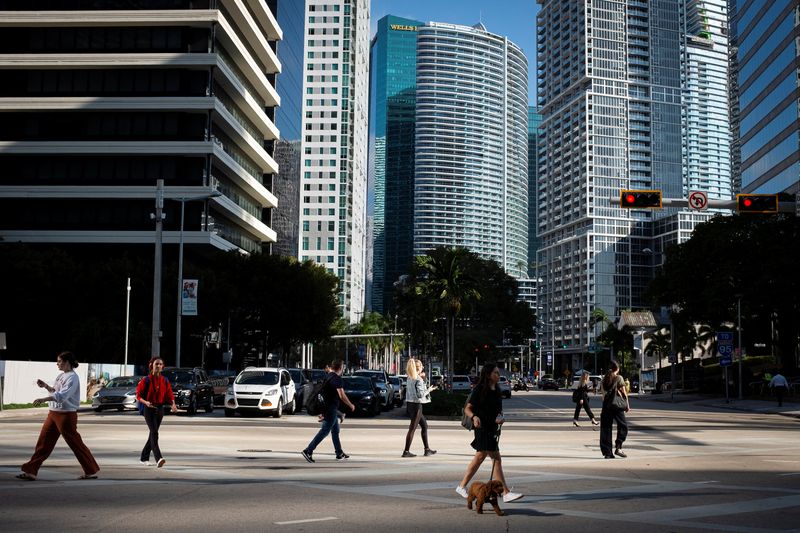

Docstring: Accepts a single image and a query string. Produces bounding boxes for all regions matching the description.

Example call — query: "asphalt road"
[1,390,798,532]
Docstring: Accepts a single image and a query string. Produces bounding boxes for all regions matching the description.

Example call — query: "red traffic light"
[619,190,662,208]
[736,193,778,213]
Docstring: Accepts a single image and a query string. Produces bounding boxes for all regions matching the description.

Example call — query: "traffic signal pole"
[612,197,796,212]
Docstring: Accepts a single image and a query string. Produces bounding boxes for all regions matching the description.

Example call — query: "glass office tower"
[298,0,370,322]
[414,22,529,279]
[369,15,421,313]
[733,0,800,194]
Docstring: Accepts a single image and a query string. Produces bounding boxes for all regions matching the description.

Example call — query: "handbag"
[571,388,582,403]
[606,388,627,410]
[460,397,473,430]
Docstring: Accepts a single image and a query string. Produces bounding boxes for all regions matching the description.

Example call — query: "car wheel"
[225,408,236,417]
[371,400,380,417]
[273,399,283,418]
[205,398,214,413]
[286,398,296,415]
[187,397,197,416]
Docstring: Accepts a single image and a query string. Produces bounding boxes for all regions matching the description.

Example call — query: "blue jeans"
[306,409,342,455]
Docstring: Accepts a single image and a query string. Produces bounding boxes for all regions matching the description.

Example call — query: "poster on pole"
[181,279,198,316]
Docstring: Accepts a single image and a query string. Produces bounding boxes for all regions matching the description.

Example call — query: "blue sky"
[370,0,540,101]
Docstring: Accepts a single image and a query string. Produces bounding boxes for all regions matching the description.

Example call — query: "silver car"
[92,376,141,412]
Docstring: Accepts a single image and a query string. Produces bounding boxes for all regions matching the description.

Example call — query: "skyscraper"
[369,15,421,313]
[272,0,306,258]
[414,22,529,278]
[0,0,281,255]
[536,0,731,370]
[298,0,370,322]
[732,0,800,194]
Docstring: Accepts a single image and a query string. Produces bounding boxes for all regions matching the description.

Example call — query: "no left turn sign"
[688,190,708,210]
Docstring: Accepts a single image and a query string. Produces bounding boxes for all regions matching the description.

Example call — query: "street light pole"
[737,295,743,400]
[151,179,164,358]
[124,277,131,375]
[175,191,222,368]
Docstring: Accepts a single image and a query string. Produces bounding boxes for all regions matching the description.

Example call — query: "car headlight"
[92,391,100,398]
[363,394,374,400]
[265,388,278,396]
[226,386,234,394]
[125,391,136,397]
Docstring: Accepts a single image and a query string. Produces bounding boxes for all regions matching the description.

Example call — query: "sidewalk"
[0,405,94,419]
[634,391,800,419]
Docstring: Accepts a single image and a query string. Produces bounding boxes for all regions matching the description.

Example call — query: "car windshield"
[343,377,373,391]
[453,376,469,383]
[389,377,400,386]
[162,370,192,384]
[288,369,304,383]
[106,377,138,388]
[354,370,385,382]
[236,371,279,386]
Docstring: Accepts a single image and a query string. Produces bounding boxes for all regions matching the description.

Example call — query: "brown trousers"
[22,411,99,476]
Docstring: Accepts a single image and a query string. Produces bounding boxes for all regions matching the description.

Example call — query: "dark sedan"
[342,376,380,417]
[288,368,310,413]
[540,377,559,390]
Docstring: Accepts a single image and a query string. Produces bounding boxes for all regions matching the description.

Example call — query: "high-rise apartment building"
[0,0,281,254]
[536,0,730,370]
[414,22,529,278]
[732,0,800,194]
[298,0,369,322]
[369,15,421,313]
[527,106,542,276]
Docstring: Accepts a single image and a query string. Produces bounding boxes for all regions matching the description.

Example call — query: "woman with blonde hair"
[572,371,599,427]
[401,359,437,457]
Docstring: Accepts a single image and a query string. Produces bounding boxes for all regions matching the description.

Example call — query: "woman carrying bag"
[136,357,177,467]
[455,363,522,504]
[572,371,599,427]
[401,359,437,457]
[599,360,630,459]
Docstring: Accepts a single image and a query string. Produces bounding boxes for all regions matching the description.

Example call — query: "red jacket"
[136,374,175,405]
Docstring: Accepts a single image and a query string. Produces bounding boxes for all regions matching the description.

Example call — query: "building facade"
[732,0,800,194]
[271,0,305,258]
[298,0,369,322]
[368,15,421,313]
[536,0,731,367]
[0,0,281,254]
[414,22,529,279]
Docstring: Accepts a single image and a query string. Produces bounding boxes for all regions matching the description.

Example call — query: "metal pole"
[124,277,131,375]
[670,320,676,403]
[151,179,164,358]
[737,296,743,400]
[176,199,186,367]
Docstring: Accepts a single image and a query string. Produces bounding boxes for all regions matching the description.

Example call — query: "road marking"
[274,517,338,525]
[778,472,800,477]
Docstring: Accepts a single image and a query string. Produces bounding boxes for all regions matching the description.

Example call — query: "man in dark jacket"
[302,359,355,463]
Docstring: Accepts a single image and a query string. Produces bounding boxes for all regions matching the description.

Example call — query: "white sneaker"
[157,458,166,468]
[503,491,523,503]
[455,485,468,498]
[140,461,152,466]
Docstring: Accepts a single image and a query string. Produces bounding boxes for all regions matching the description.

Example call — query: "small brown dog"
[467,480,505,516]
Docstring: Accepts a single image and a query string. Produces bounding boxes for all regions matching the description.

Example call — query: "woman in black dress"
[573,371,599,427]
[455,363,522,503]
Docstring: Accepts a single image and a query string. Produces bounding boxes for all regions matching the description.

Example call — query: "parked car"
[161,367,215,415]
[207,370,238,404]
[498,376,512,398]
[539,374,558,390]
[451,375,472,391]
[224,367,296,418]
[92,376,140,412]
[288,368,310,413]
[342,376,381,416]
[388,376,405,407]
[353,369,394,410]
[430,374,443,389]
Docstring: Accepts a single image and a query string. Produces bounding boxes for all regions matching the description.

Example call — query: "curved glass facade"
[413,22,529,278]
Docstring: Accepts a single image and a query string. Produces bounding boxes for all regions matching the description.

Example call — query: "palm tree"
[414,247,481,391]
[644,328,671,371]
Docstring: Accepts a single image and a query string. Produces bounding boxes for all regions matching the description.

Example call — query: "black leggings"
[141,405,165,462]
[404,402,429,452]
[599,406,628,456]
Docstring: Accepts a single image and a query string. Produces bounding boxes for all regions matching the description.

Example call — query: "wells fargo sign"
[390,24,417,31]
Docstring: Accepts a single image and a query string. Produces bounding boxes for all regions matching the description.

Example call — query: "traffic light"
[736,193,778,213]
[620,190,662,208]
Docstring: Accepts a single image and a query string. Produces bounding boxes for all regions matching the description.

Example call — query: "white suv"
[225,367,296,418]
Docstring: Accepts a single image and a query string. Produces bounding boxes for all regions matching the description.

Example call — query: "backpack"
[137,375,170,415]
[304,373,333,416]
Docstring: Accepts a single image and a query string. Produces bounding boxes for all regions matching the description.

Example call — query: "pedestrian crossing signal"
[736,194,778,213]
[620,190,662,208]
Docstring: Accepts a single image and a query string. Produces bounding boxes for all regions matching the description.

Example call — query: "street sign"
[717,331,734,366]
[547,352,552,365]
[688,190,708,210]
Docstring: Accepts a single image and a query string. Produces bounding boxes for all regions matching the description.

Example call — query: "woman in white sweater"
[402,359,437,457]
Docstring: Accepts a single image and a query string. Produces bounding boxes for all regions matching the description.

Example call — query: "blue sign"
[717,331,734,366]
